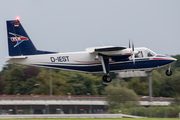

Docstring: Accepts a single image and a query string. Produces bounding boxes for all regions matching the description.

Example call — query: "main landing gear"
[102,74,112,82]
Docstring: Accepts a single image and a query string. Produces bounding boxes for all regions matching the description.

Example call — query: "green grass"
[1,118,180,120]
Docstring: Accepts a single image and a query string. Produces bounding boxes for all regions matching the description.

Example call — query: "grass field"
[1,118,180,120]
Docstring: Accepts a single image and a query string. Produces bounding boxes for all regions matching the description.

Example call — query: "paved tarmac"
[0,114,146,119]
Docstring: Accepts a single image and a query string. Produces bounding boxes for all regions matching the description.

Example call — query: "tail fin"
[6,20,56,56]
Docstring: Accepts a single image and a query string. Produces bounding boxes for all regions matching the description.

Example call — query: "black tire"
[102,75,112,82]
[166,69,172,76]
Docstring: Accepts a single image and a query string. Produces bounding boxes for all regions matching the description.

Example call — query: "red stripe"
[20,37,28,40]
[124,53,131,55]
[74,60,101,63]
[153,58,174,60]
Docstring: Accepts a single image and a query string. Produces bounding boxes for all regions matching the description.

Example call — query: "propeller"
[132,42,135,65]
[129,40,135,65]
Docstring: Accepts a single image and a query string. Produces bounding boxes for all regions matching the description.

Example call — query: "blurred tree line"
[0,64,104,95]
[0,55,180,98]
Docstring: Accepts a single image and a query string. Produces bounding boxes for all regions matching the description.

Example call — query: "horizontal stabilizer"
[6,56,27,59]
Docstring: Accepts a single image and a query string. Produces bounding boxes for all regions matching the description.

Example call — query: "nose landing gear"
[166,69,172,76]
[166,65,172,76]
[102,74,112,82]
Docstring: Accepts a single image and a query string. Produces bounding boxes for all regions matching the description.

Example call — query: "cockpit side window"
[135,51,143,58]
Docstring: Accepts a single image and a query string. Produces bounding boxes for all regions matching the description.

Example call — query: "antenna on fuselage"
[57,48,60,53]
[99,40,105,46]
[108,40,113,46]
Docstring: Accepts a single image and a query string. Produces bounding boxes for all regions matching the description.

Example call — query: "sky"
[0,0,180,70]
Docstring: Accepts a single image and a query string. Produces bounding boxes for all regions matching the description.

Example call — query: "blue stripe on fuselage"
[32,58,174,73]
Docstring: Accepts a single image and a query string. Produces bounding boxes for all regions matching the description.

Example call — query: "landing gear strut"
[102,74,112,83]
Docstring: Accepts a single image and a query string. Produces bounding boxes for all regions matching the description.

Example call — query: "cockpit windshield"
[132,48,156,58]
[144,49,156,57]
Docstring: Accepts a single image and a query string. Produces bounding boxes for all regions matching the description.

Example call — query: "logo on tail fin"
[9,32,29,47]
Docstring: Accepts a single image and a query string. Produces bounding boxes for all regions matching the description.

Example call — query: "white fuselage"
[6,47,176,73]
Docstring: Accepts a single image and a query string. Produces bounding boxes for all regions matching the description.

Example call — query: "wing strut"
[100,56,110,74]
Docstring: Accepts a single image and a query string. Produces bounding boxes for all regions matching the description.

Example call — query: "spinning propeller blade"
[129,40,135,65]
[129,39,131,48]
[132,42,135,65]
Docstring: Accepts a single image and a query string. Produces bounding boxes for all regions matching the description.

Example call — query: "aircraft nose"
[173,57,177,60]
[165,56,177,63]
[155,55,177,64]
[171,57,177,62]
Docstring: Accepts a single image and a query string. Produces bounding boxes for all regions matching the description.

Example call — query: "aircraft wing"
[86,46,127,53]
[94,46,126,52]
[86,46,131,60]
[86,46,131,74]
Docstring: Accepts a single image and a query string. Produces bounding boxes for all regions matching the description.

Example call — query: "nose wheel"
[166,65,172,76]
[102,74,112,82]
[166,69,172,76]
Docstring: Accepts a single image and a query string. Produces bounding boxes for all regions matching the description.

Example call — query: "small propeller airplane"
[5,18,177,82]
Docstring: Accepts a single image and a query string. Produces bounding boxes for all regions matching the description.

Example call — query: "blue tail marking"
[6,20,56,56]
